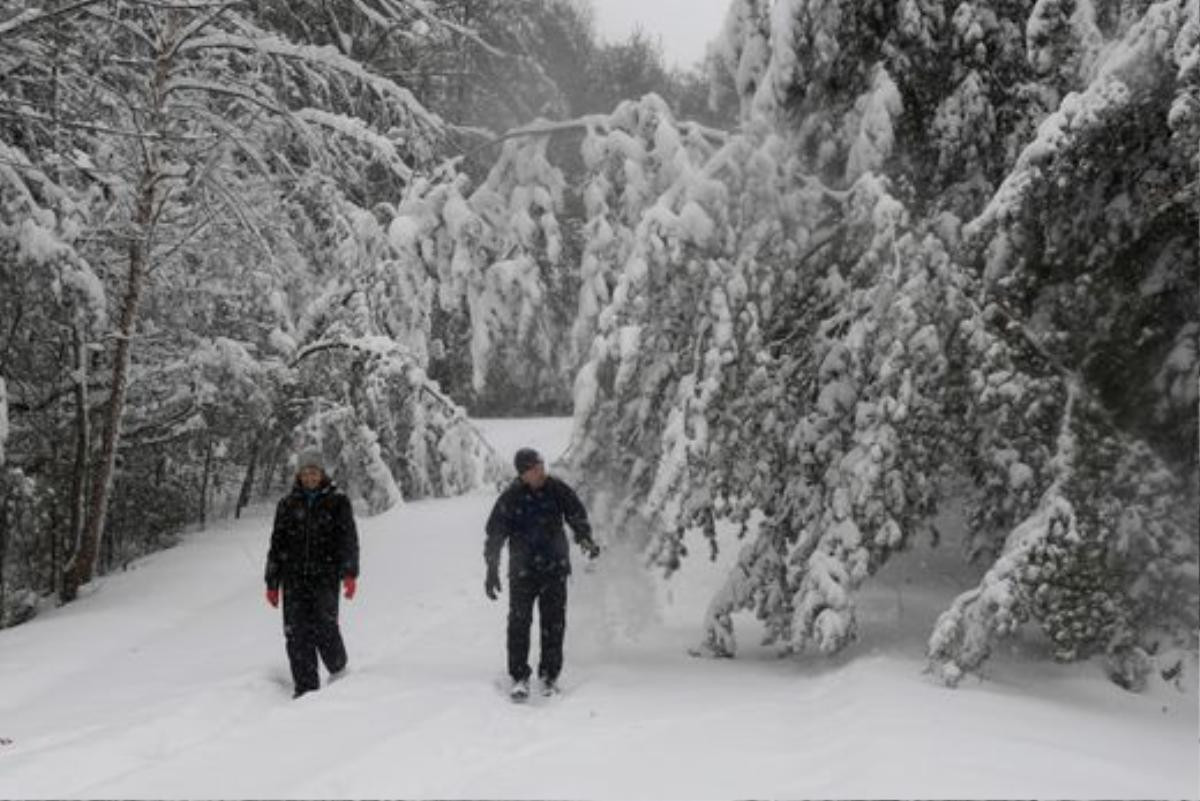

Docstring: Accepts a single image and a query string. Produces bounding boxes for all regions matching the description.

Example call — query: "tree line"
[2,0,1196,694]
[0,0,715,622]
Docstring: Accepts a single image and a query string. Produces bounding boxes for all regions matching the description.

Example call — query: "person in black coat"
[485,447,599,699]
[265,450,359,698]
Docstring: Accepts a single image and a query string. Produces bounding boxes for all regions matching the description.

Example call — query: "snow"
[16,218,71,267]
[845,65,904,181]
[678,200,715,243]
[0,418,1195,799]
[179,33,442,133]
[0,8,39,36]
[294,108,413,180]
[716,0,771,117]
[969,0,1189,252]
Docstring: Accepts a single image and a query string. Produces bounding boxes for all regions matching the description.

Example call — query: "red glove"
[265,588,280,608]
[343,576,357,600]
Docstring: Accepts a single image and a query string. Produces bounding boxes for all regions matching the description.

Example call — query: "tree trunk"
[64,316,89,596]
[235,435,262,519]
[261,436,285,497]
[199,435,213,528]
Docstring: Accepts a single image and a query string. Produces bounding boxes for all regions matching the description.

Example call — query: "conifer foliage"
[555,0,1197,688]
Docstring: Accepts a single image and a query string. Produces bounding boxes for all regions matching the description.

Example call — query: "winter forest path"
[0,418,1195,799]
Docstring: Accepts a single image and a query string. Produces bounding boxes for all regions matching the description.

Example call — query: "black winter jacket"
[265,480,359,589]
[485,475,592,578]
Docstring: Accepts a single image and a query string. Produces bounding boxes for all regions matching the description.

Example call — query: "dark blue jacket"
[485,476,592,577]
[265,480,359,589]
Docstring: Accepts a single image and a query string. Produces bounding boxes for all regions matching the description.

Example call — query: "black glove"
[579,537,601,560]
[485,564,502,600]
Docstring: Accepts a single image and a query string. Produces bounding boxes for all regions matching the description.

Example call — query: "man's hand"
[343,576,357,600]
[580,537,601,560]
[485,565,502,600]
[265,587,280,608]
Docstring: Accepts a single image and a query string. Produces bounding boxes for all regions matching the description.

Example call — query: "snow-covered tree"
[43,0,450,600]
[562,0,1197,690]
[929,0,1199,685]
[0,102,106,607]
[387,118,597,412]
[0,0,503,613]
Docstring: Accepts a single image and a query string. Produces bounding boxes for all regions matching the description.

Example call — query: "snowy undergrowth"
[0,419,1194,799]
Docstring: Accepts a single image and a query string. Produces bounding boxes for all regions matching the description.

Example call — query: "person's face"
[520,461,546,489]
[298,466,324,490]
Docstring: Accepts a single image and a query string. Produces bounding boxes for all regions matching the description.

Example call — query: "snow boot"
[539,677,560,697]
[510,677,530,702]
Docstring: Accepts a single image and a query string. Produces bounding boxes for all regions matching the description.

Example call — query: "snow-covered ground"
[0,418,1195,800]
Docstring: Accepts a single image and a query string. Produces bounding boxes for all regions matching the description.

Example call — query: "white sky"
[589,0,730,70]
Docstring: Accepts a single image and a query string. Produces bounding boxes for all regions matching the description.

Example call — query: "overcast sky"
[590,0,730,70]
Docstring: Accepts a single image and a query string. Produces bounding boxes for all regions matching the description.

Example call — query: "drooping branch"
[448,113,732,167]
[291,339,502,465]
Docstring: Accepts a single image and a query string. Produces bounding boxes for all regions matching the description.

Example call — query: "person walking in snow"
[264,450,359,699]
[485,447,600,700]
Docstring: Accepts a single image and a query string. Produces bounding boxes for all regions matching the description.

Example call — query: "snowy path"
[0,419,1196,799]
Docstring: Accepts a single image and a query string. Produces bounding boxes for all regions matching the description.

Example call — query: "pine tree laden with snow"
[563,0,1198,689]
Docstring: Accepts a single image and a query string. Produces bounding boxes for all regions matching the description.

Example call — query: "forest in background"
[1,0,1196,692]
[0,0,722,616]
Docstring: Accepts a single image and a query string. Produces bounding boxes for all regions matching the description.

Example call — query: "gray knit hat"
[296,449,325,473]
[514,447,542,474]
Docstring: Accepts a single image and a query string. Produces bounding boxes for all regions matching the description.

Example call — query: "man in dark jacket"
[485,447,599,700]
[265,450,359,699]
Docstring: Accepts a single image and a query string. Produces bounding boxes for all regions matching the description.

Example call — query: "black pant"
[282,575,347,693]
[508,571,567,682]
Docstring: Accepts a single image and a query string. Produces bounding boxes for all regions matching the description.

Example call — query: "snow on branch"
[454,107,730,168]
[292,336,501,466]
[0,0,107,39]
[178,31,445,133]
[696,524,790,658]
[295,108,414,180]
[967,1,1189,262]
[927,381,1081,686]
[500,115,729,147]
[0,142,106,323]
[163,77,286,116]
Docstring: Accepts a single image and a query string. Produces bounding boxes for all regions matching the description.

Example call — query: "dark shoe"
[292,687,315,699]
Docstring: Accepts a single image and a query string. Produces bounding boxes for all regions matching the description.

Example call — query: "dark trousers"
[507,571,567,682]
[282,575,347,693]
